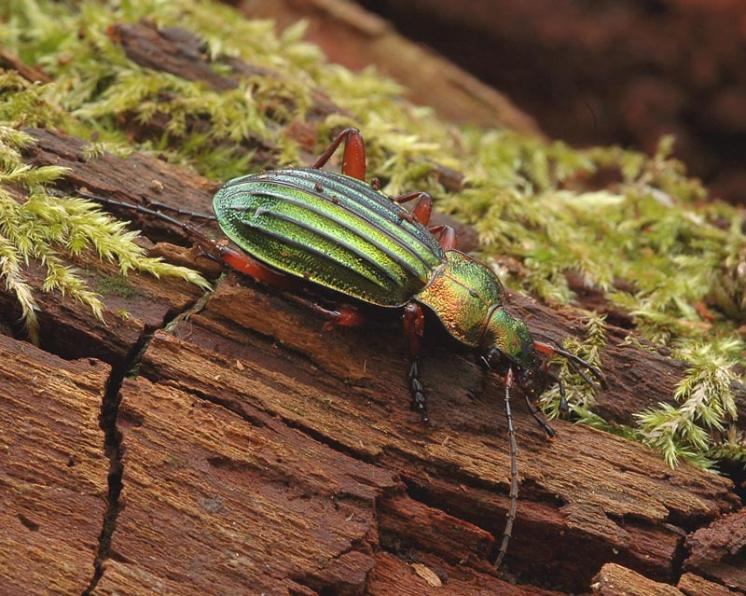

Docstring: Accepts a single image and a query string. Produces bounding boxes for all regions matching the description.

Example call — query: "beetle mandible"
[78,128,605,568]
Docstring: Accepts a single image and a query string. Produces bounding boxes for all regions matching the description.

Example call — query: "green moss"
[1,0,743,468]
[96,275,138,299]
[0,73,210,341]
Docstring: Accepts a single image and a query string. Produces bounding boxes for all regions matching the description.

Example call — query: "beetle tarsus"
[408,360,429,424]
[73,189,214,246]
[523,393,556,438]
[557,378,569,415]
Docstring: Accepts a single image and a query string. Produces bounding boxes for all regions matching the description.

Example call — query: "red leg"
[280,292,364,330]
[218,245,297,291]
[429,225,457,250]
[311,128,366,181]
[393,191,433,226]
[403,302,428,423]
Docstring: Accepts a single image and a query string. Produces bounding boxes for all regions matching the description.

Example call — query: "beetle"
[77,128,605,569]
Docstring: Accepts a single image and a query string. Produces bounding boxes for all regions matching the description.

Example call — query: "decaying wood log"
[592,563,682,595]
[677,572,739,596]
[0,334,109,594]
[0,122,740,593]
[0,17,742,596]
[684,509,746,592]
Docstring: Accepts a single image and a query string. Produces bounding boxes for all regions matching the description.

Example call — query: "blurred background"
[240,0,746,204]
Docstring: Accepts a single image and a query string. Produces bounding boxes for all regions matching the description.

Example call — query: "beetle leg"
[403,302,428,424]
[142,199,217,221]
[311,127,366,181]
[429,225,457,250]
[284,295,364,330]
[392,191,433,226]
[557,378,569,414]
[495,366,519,569]
[523,393,556,438]
[218,246,298,291]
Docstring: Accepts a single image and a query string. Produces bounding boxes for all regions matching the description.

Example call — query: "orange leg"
[279,292,363,330]
[429,225,457,250]
[218,246,298,291]
[392,191,433,226]
[311,128,367,181]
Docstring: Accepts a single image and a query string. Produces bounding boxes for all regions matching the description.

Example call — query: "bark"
[0,334,109,594]
[592,563,682,596]
[1,17,743,596]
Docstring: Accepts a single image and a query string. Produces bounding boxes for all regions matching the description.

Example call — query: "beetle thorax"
[414,250,506,348]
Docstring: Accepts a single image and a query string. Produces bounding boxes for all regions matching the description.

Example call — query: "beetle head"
[483,341,547,401]
[483,309,540,369]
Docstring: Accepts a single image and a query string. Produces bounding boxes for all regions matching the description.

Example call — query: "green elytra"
[212,167,538,368]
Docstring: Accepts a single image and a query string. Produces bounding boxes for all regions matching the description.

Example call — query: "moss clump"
[0,74,209,342]
[96,275,138,299]
[1,0,743,468]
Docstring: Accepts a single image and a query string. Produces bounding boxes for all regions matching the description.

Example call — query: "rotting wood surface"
[0,124,741,594]
[1,19,744,596]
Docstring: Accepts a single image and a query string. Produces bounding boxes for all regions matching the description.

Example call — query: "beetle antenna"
[533,340,607,389]
[565,357,601,389]
[73,190,215,247]
[495,367,519,569]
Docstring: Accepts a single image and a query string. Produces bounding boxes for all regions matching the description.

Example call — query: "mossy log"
[1,16,744,596]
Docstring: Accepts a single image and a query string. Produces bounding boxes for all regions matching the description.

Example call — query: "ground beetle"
[79,128,605,568]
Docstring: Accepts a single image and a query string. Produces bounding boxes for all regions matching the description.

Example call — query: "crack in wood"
[82,291,212,595]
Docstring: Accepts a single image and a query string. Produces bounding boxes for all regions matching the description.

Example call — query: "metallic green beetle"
[78,128,605,569]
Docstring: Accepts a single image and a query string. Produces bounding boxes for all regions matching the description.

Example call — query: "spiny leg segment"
[403,301,428,424]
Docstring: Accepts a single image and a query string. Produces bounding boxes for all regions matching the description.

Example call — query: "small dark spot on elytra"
[67,455,77,467]
[18,514,39,531]
[469,289,479,298]
[314,182,324,192]
[331,197,340,205]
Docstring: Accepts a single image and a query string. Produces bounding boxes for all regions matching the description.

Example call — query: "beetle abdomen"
[213,168,444,306]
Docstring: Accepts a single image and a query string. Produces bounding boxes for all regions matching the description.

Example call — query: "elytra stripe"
[221,177,438,272]
[225,185,429,279]
[253,206,403,285]
[235,216,392,291]
[292,169,441,255]
[250,169,442,263]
